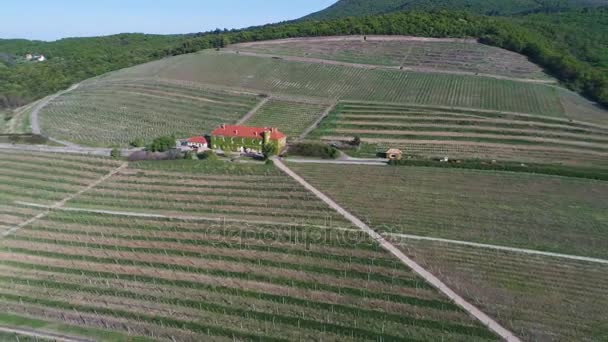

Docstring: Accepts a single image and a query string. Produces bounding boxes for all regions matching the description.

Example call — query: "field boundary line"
[386,233,608,265]
[272,157,521,342]
[0,326,93,342]
[13,202,359,232]
[340,100,608,131]
[1,163,127,239]
[237,96,271,125]
[299,101,338,140]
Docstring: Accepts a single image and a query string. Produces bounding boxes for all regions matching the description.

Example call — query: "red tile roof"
[211,125,286,140]
[187,136,208,145]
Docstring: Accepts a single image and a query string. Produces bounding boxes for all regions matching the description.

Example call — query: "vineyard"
[312,101,608,167]
[392,239,608,342]
[0,152,498,341]
[39,79,262,147]
[101,51,565,116]
[63,160,353,227]
[288,163,608,259]
[245,99,328,139]
[231,37,551,80]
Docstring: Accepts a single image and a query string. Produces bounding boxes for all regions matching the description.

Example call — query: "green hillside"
[303,0,608,20]
[0,34,191,108]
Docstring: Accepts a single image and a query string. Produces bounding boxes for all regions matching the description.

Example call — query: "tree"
[147,135,176,152]
[110,148,121,159]
[262,143,275,160]
[129,137,145,148]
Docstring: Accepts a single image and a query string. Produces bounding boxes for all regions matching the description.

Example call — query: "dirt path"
[386,233,608,265]
[0,326,93,342]
[30,84,79,135]
[237,96,271,125]
[15,201,357,232]
[0,143,140,157]
[232,35,479,46]
[320,136,608,157]
[272,158,521,342]
[331,129,608,149]
[223,50,556,85]
[7,101,38,133]
[298,102,337,141]
[1,163,127,239]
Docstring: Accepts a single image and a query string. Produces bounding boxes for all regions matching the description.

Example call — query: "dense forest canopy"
[0,34,191,107]
[303,0,608,19]
[1,6,607,109]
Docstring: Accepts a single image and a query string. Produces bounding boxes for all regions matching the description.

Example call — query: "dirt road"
[0,326,93,342]
[272,157,522,342]
[30,83,79,135]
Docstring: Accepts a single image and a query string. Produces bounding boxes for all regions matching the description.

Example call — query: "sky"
[0,0,337,41]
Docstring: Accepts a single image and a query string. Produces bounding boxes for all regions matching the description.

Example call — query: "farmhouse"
[210,124,286,154]
[25,54,46,62]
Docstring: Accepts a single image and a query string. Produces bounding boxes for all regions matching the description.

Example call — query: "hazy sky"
[1,0,337,41]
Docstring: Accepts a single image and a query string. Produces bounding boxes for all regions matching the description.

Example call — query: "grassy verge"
[389,159,608,181]
[0,312,154,342]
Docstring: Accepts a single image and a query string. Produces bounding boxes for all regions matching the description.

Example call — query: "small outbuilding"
[385,148,403,160]
[186,136,208,150]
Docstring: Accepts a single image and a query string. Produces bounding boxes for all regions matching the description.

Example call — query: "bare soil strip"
[0,325,92,342]
[15,201,358,232]
[386,233,608,265]
[1,163,128,239]
[273,158,521,342]
[237,96,271,124]
[233,35,479,46]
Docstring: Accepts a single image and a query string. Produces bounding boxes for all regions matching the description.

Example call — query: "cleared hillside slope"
[38,38,608,168]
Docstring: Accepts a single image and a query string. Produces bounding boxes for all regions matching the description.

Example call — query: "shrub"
[129,137,145,148]
[198,150,219,161]
[288,142,339,159]
[183,150,196,160]
[110,148,121,159]
[147,135,176,152]
[262,143,276,160]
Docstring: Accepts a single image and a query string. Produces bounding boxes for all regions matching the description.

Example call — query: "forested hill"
[1,8,607,109]
[0,34,192,107]
[303,0,608,20]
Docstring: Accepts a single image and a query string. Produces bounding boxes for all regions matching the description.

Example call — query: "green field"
[245,99,328,139]
[288,163,608,259]
[39,80,262,147]
[392,239,608,342]
[105,51,565,115]
[312,101,608,167]
[0,151,498,341]
[231,38,551,80]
